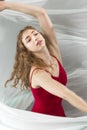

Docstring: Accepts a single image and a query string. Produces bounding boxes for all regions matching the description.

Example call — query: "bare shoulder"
[29,67,51,88]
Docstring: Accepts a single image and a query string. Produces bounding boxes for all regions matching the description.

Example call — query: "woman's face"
[22,29,45,52]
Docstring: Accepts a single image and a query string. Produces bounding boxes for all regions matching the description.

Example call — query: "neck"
[34,46,52,65]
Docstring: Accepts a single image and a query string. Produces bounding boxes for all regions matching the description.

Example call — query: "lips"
[37,40,42,45]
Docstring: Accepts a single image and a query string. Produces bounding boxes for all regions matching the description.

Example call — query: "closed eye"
[26,36,31,43]
[34,33,38,36]
[27,39,31,42]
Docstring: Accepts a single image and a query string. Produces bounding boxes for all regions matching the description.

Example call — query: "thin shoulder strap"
[30,68,40,84]
[51,55,58,61]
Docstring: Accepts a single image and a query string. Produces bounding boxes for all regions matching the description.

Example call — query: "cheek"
[26,43,35,51]
[23,43,28,49]
[22,40,27,47]
[22,42,30,50]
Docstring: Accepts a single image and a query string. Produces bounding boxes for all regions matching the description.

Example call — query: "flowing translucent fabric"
[0,0,87,129]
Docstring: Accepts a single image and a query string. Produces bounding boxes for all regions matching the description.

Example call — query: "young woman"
[0,1,87,116]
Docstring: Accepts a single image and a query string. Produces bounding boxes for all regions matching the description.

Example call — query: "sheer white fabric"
[0,0,87,129]
[0,102,87,130]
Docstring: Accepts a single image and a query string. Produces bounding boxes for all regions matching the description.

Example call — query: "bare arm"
[0,1,62,63]
[32,69,87,113]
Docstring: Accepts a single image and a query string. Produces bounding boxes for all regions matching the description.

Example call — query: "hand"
[0,1,5,11]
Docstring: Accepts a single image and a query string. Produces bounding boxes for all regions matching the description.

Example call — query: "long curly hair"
[5,26,53,90]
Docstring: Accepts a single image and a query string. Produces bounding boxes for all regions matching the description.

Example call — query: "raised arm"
[1,1,53,37]
[0,1,62,63]
[32,69,87,113]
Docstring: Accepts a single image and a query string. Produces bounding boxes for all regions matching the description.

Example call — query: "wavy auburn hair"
[5,26,53,90]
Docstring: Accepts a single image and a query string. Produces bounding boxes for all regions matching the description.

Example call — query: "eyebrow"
[25,30,35,40]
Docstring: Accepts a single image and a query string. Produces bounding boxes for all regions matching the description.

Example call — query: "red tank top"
[30,56,67,116]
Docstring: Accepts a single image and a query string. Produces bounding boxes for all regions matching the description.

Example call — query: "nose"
[32,36,39,43]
